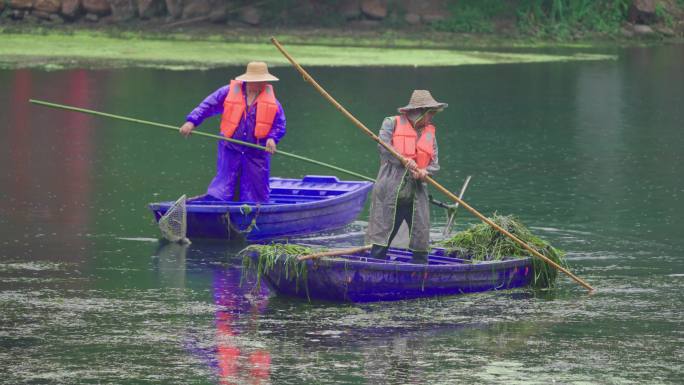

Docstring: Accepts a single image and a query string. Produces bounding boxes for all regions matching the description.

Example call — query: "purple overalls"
[186,83,286,202]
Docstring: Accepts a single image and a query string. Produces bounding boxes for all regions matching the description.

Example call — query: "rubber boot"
[411,251,429,264]
[369,244,389,260]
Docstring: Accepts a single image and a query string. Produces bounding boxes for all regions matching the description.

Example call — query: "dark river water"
[1,45,683,384]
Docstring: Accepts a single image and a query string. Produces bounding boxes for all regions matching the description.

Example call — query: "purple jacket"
[186,83,287,150]
[186,83,287,202]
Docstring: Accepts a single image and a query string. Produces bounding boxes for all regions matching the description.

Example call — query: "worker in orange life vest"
[366,90,446,263]
[179,62,286,202]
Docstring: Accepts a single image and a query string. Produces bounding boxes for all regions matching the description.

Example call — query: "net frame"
[158,194,191,244]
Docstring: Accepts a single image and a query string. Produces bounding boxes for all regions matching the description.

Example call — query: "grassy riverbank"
[0,27,623,70]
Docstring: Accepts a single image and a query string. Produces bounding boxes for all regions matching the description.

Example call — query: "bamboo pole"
[29,99,374,182]
[29,99,454,211]
[270,37,595,292]
[298,245,372,261]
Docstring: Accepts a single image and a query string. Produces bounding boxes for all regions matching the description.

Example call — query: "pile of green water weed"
[437,214,567,288]
[240,243,324,297]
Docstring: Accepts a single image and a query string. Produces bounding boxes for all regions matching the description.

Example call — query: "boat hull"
[148,175,373,241]
[260,248,534,302]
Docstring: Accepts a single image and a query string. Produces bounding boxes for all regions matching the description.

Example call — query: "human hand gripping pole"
[265,138,277,154]
[269,37,595,292]
[180,121,194,137]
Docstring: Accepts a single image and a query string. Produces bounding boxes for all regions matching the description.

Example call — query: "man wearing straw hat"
[367,90,446,263]
[179,61,286,202]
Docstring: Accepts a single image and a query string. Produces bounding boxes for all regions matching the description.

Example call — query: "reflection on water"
[156,241,272,384]
[154,241,552,384]
[213,266,271,385]
[1,44,683,383]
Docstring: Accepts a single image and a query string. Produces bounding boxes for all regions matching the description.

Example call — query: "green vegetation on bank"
[433,0,637,37]
[0,29,617,70]
[516,0,633,37]
[270,0,683,39]
[7,0,683,71]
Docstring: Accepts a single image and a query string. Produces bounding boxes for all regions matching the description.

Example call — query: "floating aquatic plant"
[437,214,567,288]
[240,243,324,297]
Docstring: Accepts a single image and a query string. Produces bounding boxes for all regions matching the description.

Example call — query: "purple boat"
[256,247,534,302]
[148,175,373,241]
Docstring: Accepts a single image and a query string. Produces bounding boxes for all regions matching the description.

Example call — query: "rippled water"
[1,45,683,384]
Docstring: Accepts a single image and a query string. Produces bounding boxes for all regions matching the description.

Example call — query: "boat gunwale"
[306,254,533,274]
[148,177,373,214]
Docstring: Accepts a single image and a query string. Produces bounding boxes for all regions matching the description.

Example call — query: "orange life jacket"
[391,115,435,169]
[220,80,279,139]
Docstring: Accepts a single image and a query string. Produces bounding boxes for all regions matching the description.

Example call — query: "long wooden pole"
[29,99,374,182]
[298,245,372,261]
[270,37,594,292]
[30,99,463,211]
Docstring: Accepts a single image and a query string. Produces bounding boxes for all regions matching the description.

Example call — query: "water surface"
[1,45,682,384]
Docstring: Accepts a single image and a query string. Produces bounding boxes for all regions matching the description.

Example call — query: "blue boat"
[254,247,534,302]
[148,175,373,241]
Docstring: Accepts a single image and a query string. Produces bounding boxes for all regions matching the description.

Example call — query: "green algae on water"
[0,31,616,70]
[437,214,567,288]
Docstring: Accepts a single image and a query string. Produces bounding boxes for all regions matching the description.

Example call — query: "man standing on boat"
[179,61,286,202]
[367,90,446,263]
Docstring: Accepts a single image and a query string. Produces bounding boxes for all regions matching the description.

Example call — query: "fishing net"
[158,195,191,244]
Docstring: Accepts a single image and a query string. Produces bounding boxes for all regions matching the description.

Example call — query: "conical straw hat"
[398,90,447,112]
[235,61,279,82]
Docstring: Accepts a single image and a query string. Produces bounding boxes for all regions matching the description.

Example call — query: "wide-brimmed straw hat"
[398,90,447,112]
[235,61,279,82]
